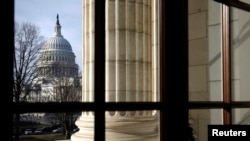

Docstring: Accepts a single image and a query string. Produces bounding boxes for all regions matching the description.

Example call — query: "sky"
[15,0,83,70]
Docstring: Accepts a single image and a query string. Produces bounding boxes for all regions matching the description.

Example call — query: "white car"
[53,127,63,133]
[34,128,44,134]
[24,129,32,135]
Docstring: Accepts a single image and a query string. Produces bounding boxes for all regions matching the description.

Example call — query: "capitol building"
[27,14,81,103]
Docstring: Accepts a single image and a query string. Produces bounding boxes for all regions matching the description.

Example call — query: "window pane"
[80,0,159,104]
[231,4,250,101]
[233,108,250,124]
[14,0,82,103]
[13,112,81,140]
[71,110,159,141]
[189,109,223,141]
[188,0,223,101]
[106,110,159,141]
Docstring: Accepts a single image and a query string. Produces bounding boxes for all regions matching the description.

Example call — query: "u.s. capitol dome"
[37,14,78,78]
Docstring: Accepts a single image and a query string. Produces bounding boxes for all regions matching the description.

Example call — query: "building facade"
[28,14,81,103]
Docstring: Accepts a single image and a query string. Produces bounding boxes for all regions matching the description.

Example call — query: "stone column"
[71,0,159,141]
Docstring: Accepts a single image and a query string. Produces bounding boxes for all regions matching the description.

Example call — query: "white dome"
[44,36,72,51]
[37,14,78,78]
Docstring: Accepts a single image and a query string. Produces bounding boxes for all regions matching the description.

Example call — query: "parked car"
[52,127,63,133]
[24,129,32,135]
[34,128,44,134]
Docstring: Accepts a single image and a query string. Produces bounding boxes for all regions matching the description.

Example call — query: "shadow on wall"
[238,110,250,125]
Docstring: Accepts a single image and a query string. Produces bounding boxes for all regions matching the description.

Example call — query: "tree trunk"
[63,119,71,139]
[14,113,20,141]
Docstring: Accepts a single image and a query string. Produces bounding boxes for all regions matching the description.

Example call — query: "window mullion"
[94,0,106,141]
[160,1,188,141]
[222,4,232,125]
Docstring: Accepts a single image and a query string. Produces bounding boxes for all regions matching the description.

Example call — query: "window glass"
[13,112,80,139]
[232,108,250,124]
[188,0,223,102]
[105,110,160,141]
[14,0,82,103]
[230,3,250,101]
[189,109,223,141]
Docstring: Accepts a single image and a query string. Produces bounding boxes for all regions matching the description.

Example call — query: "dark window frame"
[9,0,250,141]
[214,0,250,12]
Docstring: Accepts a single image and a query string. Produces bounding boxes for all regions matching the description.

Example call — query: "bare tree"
[13,21,45,141]
[51,76,81,139]
[39,74,81,139]
[13,21,45,102]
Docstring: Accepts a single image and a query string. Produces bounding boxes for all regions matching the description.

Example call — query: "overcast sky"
[15,0,83,70]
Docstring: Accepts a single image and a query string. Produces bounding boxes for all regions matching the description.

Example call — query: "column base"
[71,115,159,141]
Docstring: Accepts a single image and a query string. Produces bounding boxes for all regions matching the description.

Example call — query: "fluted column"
[71,0,159,141]
[152,0,159,103]
[71,1,95,140]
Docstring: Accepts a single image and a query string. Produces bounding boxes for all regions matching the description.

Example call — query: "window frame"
[9,0,250,141]
[7,0,189,141]
[13,0,250,141]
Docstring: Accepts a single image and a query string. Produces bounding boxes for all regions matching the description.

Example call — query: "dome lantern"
[54,14,62,37]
